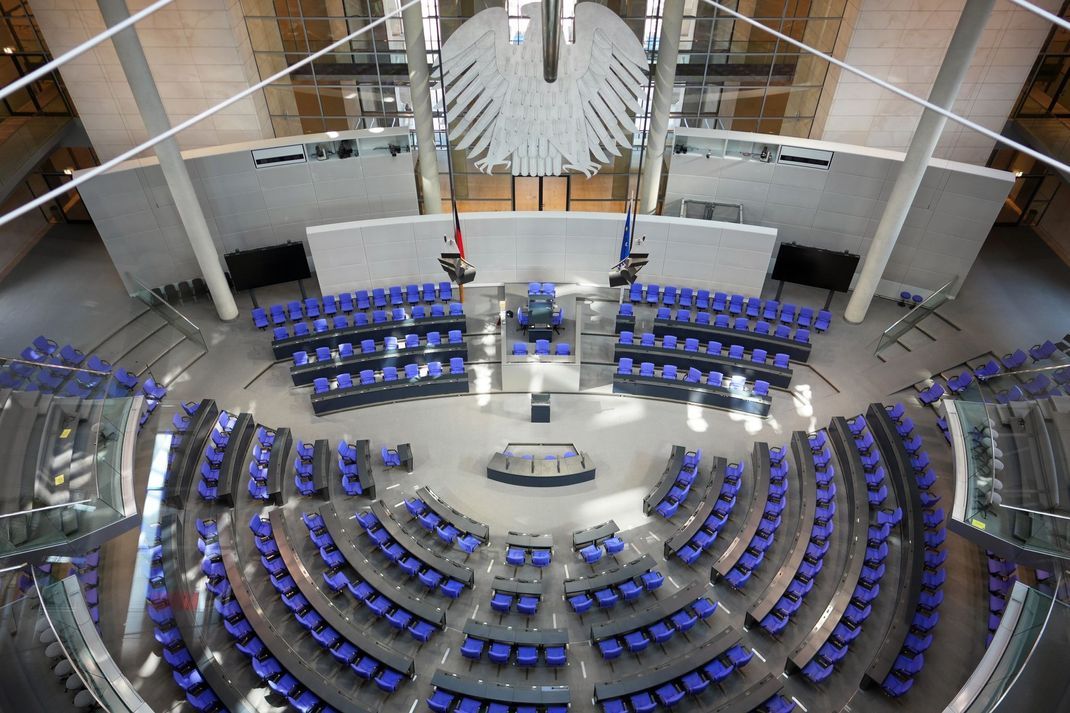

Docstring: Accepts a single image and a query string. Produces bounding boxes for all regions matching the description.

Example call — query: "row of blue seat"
[506,543,553,568]
[798,424,893,684]
[985,552,1017,647]
[626,283,830,329]
[247,425,281,501]
[196,411,238,501]
[578,534,625,565]
[253,283,456,327]
[247,515,407,695]
[568,568,664,614]
[337,441,368,496]
[600,644,753,712]
[354,509,467,598]
[672,461,745,564]
[758,436,837,636]
[512,340,570,356]
[621,331,792,369]
[490,586,541,616]
[146,525,223,713]
[6,335,166,425]
[880,406,947,698]
[289,433,320,496]
[202,527,351,710]
[652,449,702,519]
[595,596,717,660]
[460,633,566,667]
[724,448,790,589]
[404,497,483,553]
[303,511,451,636]
[619,303,818,342]
[527,281,557,297]
[312,358,466,394]
[271,304,464,342]
[617,357,771,397]
[294,330,463,367]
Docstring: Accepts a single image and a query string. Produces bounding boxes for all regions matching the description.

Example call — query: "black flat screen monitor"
[771,242,859,293]
[225,243,311,291]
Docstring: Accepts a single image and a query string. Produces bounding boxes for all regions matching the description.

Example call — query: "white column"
[402,2,443,214]
[638,0,684,215]
[97,0,238,321]
[843,0,995,324]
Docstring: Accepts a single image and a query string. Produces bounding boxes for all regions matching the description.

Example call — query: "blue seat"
[598,638,623,659]
[460,635,485,659]
[569,593,593,613]
[488,640,512,663]
[490,591,514,612]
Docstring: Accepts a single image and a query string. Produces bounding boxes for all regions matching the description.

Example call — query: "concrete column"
[402,2,443,214]
[638,0,685,215]
[97,0,238,321]
[843,0,995,324]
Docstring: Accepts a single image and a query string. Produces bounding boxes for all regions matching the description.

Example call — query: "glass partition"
[874,277,957,356]
[0,370,141,564]
[127,273,209,354]
[945,398,1070,561]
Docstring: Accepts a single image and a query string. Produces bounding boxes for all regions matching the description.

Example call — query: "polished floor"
[1,223,1068,712]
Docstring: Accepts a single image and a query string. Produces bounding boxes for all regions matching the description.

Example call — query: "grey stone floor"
[0,224,1068,712]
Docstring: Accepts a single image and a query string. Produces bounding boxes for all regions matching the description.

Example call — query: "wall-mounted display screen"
[225,243,310,291]
[771,242,859,292]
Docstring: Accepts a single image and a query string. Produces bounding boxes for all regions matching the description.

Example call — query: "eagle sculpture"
[440,2,648,177]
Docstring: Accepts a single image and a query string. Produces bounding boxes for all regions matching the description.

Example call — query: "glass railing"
[128,273,209,354]
[0,369,142,564]
[36,573,151,712]
[948,572,1069,713]
[874,277,957,356]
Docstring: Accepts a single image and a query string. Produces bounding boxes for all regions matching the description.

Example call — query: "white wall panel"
[77,128,419,292]
[308,212,777,298]
[665,129,1013,299]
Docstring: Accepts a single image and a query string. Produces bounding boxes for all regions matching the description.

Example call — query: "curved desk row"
[291,343,469,386]
[789,417,868,668]
[262,427,292,506]
[215,413,254,508]
[317,503,447,626]
[643,445,688,516]
[272,315,466,360]
[311,372,470,415]
[464,619,568,646]
[159,510,256,713]
[507,531,554,549]
[308,439,332,498]
[369,500,474,586]
[748,432,818,624]
[492,576,543,596]
[863,403,926,687]
[572,520,619,550]
[430,670,569,707]
[487,452,595,487]
[713,443,771,579]
[590,580,710,641]
[164,399,218,508]
[613,372,771,418]
[270,508,413,675]
[216,511,380,713]
[416,486,489,541]
[614,344,793,389]
[563,555,656,596]
[652,317,811,362]
[664,456,728,557]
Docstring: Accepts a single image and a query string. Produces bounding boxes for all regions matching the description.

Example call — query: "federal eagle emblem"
[440,2,648,178]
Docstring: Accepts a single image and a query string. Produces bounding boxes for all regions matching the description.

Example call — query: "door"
[512,176,570,210]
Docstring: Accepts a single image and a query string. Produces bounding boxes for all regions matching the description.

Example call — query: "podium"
[531,393,551,423]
